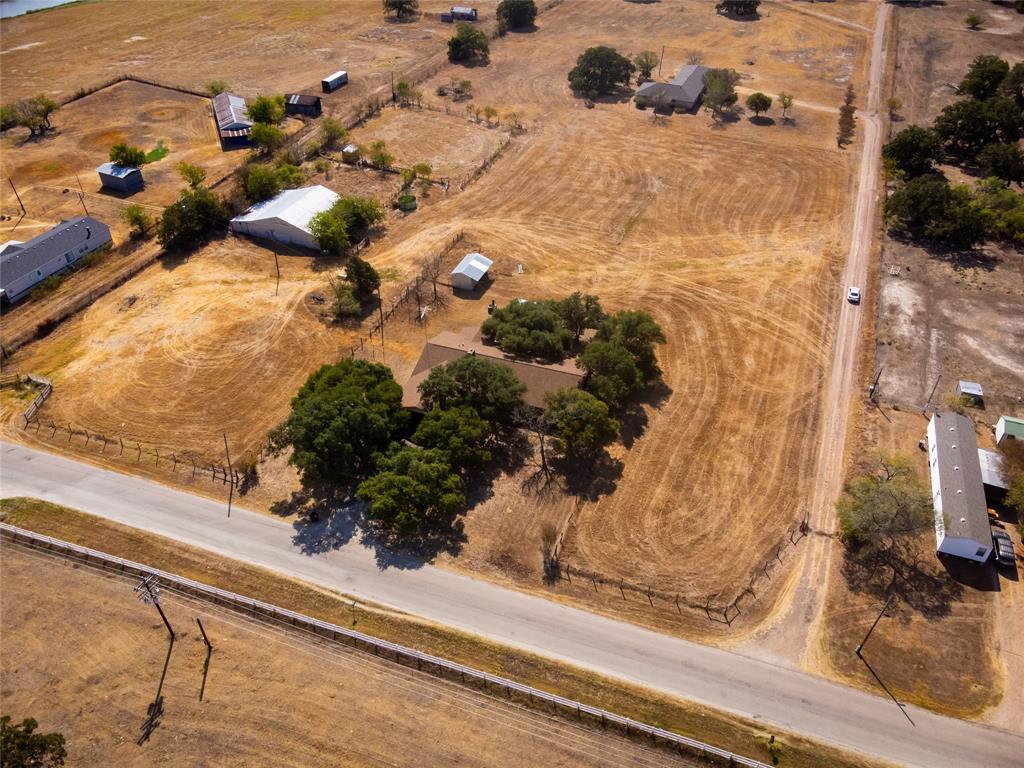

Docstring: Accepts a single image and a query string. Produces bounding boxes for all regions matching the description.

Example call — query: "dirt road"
[742,1,891,662]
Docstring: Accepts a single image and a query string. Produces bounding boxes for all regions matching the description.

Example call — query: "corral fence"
[0,523,773,768]
[550,514,811,626]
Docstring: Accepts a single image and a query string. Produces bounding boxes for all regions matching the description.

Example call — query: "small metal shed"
[285,93,322,117]
[451,6,478,20]
[956,380,984,405]
[451,252,492,291]
[322,70,349,93]
[96,163,144,193]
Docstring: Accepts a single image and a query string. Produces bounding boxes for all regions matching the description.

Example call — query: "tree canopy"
[745,92,772,116]
[958,55,1010,100]
[543,388,618,458]
[595,310,666,381]
[881,125,943,178]
[1,716,66,768]
[10,95,59,136]
[633,51,660,82]
[496,0,537,29]
[269,360,407,487]
[884,176,989,248]
[448,22,489,63]
[578,339,641,408]
[383,0,419,17]
[309,195,385,254]
[247,94,286,125]
[418,355,526,427]
[934,97,1022,160]
[109,143,146,167]
[716,0,760,17]
[481,299,574,360]
[345,254,381,301]
[412,405,492,471]
[978,142,1024,183]
[703,68,740,116]
[178,162,207,188]
[157,186,229,252]
[250,122,286,153]
[556,291,604,342]
[120,204,151,239]
[837,455,932,551]
[567,46,635,96]
[357,447,464,535]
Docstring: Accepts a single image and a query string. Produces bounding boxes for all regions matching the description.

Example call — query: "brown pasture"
[4,1,871,631]
[0,545,691,768]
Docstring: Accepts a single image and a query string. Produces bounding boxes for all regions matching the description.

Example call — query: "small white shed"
[956,380,984,405]
[451,252,492,291]
[322,70,349,93]
[996,416,1024,446]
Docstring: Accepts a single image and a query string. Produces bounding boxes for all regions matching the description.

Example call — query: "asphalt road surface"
[2,442,1021,768]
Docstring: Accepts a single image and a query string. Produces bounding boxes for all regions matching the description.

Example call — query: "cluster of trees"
[496,0,537,31]
[481,293,604,360]
[240,147,304,203]
[329,255,381,319]
[837,84,856,148]
[715,0,760,17]
[882,55,1024,247]
[448,22,489,63]
[157,164,229,251]
[309,195,385,255]
[568,46,635,97]
[0,94,59,136]
[1,715,66,767]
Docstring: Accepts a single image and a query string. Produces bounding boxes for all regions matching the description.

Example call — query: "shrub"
[329,277,362,319]
[158,186,229,252]
[206,80,229,96]
[30,274,62,298]
[448,22,489,63]
[109,143,146,166]
[321,117,348,148]
[496,0,537,29]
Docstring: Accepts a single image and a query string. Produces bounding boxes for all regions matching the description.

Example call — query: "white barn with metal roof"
[451,252,492,290]
[230,185,339,251]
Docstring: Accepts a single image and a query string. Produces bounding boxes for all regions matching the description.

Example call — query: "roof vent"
[954,466,959,471]
[957,490,963,494]
[960,517,967,523]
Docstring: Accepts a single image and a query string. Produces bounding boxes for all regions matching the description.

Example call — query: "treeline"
[269,293,666,538]
[882,55,1023,247]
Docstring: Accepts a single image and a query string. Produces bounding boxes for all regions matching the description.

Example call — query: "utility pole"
[377,285,385,359]
[8,177,26,215]
[658,45,665,78]
[135,574,175,641]
[74,174,89,215]
[223,432,233,518]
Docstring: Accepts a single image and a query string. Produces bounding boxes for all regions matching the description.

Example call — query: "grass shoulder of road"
[0,497,889,768]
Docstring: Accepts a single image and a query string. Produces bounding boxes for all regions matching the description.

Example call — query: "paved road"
[3,443,1022,768]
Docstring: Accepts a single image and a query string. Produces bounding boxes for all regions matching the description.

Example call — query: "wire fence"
[0,523,773,768]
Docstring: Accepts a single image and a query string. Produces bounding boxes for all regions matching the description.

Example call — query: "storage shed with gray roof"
[634,64,709,112]
[97,162,144,193]
[212,92,253,147]
[926,412,992,562]
[0,216,112,303]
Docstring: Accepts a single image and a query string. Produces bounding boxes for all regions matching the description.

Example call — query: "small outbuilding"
[450,252,492,291]
[96,162,144,193]
[0,216,112,303]
[341,144,361,163]
[955,380,984,406]
[322,70,349,93]
[212,92,253,147]
[996,416,1024,446]
[927,412,993,563]
[285,93,322,118]
[230,185,340,251]
[448,6,478,20]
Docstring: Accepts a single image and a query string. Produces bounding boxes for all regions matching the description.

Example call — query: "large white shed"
[450,252,492,291]
[230,185,339,251]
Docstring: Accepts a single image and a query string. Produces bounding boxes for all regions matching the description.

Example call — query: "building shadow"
[938,553,1002,591]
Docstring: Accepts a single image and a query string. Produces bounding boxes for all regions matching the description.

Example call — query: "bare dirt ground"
[0,546,692,768]
[0,80,237,242]
[0,0,498,109]
[812,2,1024,723]
[3,1,869,639]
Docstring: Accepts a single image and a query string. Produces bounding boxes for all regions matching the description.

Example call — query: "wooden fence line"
[1,523,774,768]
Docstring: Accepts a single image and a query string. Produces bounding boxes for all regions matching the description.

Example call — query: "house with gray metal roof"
[634,64,709,112]
[0,216,112,303]
[212,92,253,147]
[927,412,992,562]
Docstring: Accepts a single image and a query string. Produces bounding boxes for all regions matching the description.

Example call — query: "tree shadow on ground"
[885,232,1001,272]
[553,450,624,502]
[592,90,635,105]
[841,542,965,620]
[749,115,775,126]
[360,516,467,570]
[708,109,742,130]
[619,378,673,449]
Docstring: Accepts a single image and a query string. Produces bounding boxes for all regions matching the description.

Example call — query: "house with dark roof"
[402,326,584,411]
[212,92,253,147]
[927,412,993,562]
[0,216,112,303]
[97,162,144,193]
[634,64,709,112]
[285,93,322,118]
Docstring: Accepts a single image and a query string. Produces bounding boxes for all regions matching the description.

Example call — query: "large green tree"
[837,455,932,551]
[481,299,574,360]
[412,405,492,471]
[157,186,229,252]
[250,122,286,153]
[12,95,59,136]
[885,176,990,248]
[633,51,660,82]
[881,125,943,177]
[418,355,526,427]
[556,291,604,342]
[595,310,666,381]
[934,97,1022,160]
[308,196,384,254]
[958,55,1010,100]
[269,360,407,487]
[578,339,641,408]
[247,94,286,125]
[998,62,1024,109]
[497,0,537,28]
[543,388,618,458]
[0,716,66,768]
[703,68,741,117]
[448,22,489,63]
[383,0,419,17]
[345,255,380,302]
[109,143,146,166]
[978,142,1024,183]
[357,447,464,535]
[568,46,635,96]
[745,92,772,117]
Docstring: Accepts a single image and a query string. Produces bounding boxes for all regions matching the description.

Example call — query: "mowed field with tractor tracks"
[2,1,871,632]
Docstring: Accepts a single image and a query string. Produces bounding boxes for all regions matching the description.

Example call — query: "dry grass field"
[0,0,498,106]
[2,1,873,633]
[0,80,236,242]
[0,545,694,768]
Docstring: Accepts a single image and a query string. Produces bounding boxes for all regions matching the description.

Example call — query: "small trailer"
[442,6,478,22]
[321,70,349,93]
